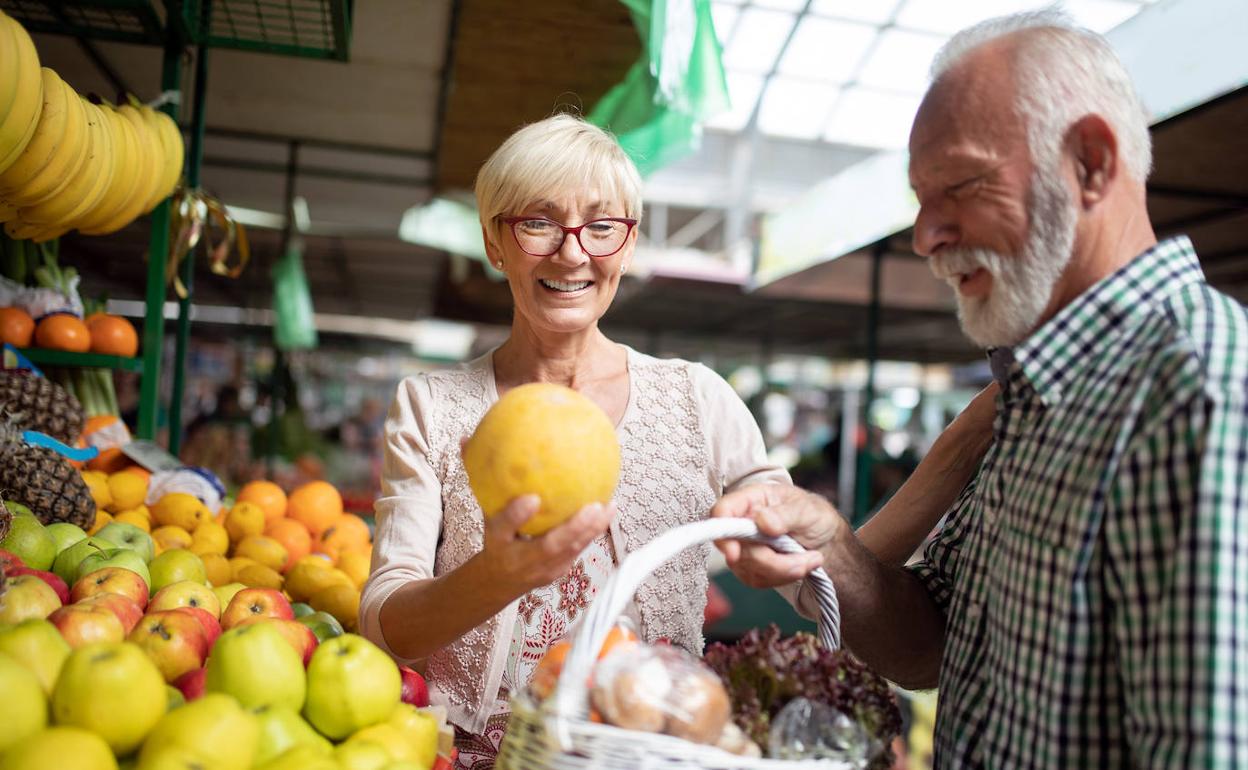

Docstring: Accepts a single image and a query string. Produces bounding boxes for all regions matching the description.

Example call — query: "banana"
[6,73,90,206]
[0,13,22,123]
[81,101,160,234]
[0,198,16,222]
[141,104,183,213]
[0,12,43,175]
[0,69,72,199]
[20,98,111,227]
[75,104,139,233]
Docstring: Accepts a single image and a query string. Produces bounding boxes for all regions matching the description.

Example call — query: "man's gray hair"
[931,9,1152,182]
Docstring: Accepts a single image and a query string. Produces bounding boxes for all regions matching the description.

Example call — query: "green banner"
[272,241,318,351]
[589,0,730,176]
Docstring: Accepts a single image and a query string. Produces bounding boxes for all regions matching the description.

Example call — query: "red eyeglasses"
[500,216,638,258]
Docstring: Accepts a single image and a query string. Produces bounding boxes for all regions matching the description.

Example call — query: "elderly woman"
[359,114,791,766]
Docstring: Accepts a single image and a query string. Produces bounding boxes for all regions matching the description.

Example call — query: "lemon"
[337,550,370,588]
[81,471,113,511]
[152,493,208,531]
[463,383,620,536]
[190,521,229,556]
[200,553,231,587]
[224,502,266,544]
[234,535,288,572]
[236,563,284,590]
[87,510,112,536]
[310,583,360,631]
[152,525,193,552]
[106,472,147,512]
[284,560,350,603]
[113,510,151,533]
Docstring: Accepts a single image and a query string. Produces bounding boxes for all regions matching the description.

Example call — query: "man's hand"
[711,484,845,588]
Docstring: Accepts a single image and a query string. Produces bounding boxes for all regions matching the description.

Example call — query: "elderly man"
[715,10,1248,769]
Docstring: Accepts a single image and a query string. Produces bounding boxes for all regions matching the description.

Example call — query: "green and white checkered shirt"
[912,236,1248,769]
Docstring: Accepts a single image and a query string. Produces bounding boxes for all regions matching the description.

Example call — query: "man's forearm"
[809,532,947,689]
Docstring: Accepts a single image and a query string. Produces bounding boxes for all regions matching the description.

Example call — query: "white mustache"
[930,248,999,284]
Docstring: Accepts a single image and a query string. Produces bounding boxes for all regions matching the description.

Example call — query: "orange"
[287,481,343,536]
[597,624,639,659]
[86,448,132,474]
[34,314,90,352]
[0,307,34,347]
[264,518,312,568]
[224,501,265,544]
[236,480,287,523]
[317,513,370,555]
[530,641,571,700]
[87,314,138,357]
[234,534,289,572]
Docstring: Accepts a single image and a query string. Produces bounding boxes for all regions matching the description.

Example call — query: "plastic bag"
[590,642,732,746]
[146,467,226,513]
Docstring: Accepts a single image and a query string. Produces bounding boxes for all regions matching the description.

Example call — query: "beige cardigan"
[359,346,789,734]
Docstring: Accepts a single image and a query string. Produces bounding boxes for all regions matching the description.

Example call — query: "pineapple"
[0,372,85,444]
[0,498,8,606]
[0,425,95,529]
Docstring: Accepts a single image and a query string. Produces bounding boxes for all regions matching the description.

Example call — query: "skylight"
[710,0,1156,150]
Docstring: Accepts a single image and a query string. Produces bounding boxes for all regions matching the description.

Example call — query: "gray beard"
[930,168,1078,349]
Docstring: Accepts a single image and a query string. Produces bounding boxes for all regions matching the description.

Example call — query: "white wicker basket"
[496,518,860,770]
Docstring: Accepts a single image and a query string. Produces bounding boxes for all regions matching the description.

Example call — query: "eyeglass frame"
[498,215,639,258]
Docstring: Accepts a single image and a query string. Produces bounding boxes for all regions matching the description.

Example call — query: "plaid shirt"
[912,236,1248,769]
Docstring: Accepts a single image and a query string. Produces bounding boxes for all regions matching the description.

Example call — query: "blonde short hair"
[474,114,643,247]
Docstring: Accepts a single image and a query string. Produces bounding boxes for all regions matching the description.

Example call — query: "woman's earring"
[495,261,504,269]
[621,265,628,275]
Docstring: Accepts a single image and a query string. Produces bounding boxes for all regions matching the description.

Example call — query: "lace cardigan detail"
[360,346,788,735]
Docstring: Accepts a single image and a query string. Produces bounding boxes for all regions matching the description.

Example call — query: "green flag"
[589,0,730,176]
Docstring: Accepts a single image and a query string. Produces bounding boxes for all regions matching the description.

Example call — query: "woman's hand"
[479,495,617,593]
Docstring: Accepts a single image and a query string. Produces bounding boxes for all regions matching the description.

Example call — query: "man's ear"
[1069,114,1117,207]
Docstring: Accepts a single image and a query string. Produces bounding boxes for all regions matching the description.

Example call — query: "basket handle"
[549,517,842,725]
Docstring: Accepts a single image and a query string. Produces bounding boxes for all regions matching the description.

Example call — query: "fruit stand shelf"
[0,0,352,59]
[21,348,144,373]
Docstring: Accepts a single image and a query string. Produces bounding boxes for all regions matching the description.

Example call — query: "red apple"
[238,617,317,667]
[220,588,294,630]
[173,667,206,701]
[399,665,430,707]
[128,610,210,683]
[71,567,150,608]
[49,604,125,648]
[9,566,70,605]
[0,574,62,624]
[174,606,221,648]
[0,548,24,571]
[76,592,145,635]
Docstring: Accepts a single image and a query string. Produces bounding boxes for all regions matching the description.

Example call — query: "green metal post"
[168,0,212,457]
[854,242,884,524]
[137,6,185,441]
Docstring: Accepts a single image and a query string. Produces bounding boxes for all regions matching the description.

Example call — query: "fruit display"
[0,504,454,769]
[464,382,621,536]
[0,424,96,529]
[0,11,184,242]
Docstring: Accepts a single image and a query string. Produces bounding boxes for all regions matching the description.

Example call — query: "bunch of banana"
[0,10,44,179]
[0,11,184,241]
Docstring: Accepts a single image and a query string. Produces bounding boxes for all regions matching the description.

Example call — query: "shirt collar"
[1001,236,1204,406]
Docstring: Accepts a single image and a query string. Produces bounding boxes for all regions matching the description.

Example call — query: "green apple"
[136,693,259,770]
[296,611,345,643]
[0,651,47,753]
[96,522,156,564]
[4,500,34,518]
[303,633,401,740]
[76,548,151,590]
[253,744,338,770]
[44,522,89,555]
[212,582,247,611]
[148,549,206,593]
[290,602,314,619]
[334,740,391,770]
[51,536,113,586]
[0,515,56,571]
[165,685,185,712]
[0,574,61,624]
[0,726,117,770]
[251,705,333,766]
[205,622,305,711]
[0,618,71,695]
[51,641,166,756]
